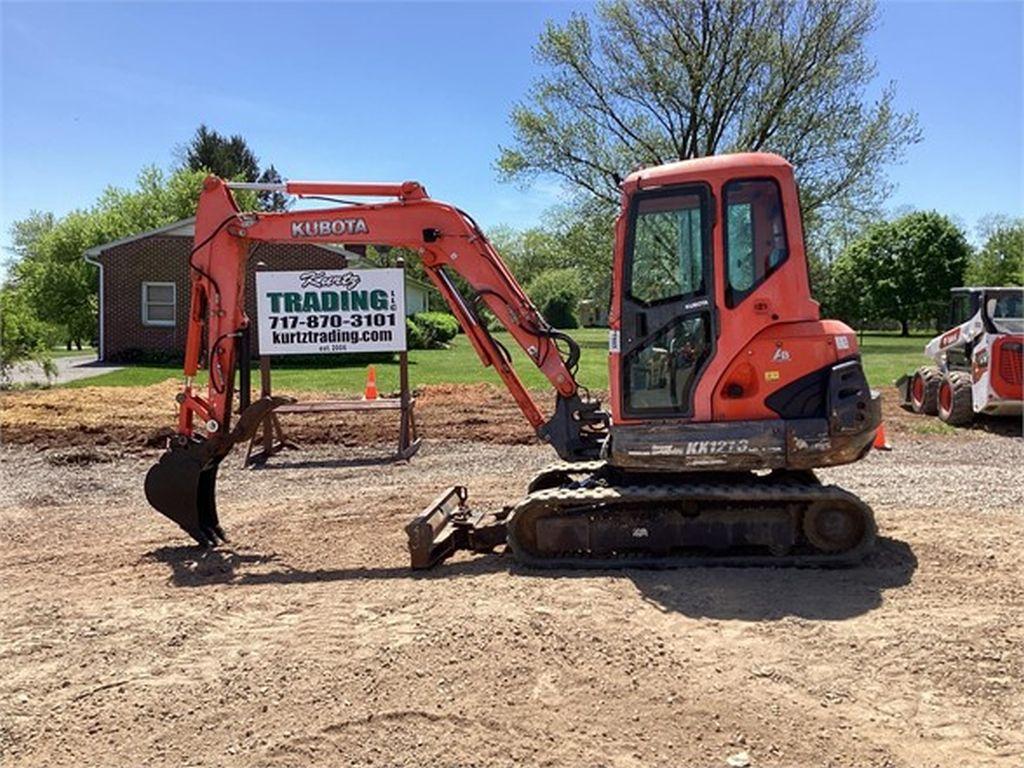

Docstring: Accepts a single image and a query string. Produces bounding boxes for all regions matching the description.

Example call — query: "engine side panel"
[712,319,859,421]
[971,333,1024,413]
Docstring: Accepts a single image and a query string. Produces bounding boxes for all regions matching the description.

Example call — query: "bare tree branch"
[497,0,920,224]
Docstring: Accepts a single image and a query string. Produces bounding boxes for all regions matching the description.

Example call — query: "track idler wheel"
[802,501,868,553]
[144,439,225,547]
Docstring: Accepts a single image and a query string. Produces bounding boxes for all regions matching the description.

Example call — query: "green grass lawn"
[856,331,931,387]
[64,328,610,393]
[50,345,98,359]
[64,328,930,393]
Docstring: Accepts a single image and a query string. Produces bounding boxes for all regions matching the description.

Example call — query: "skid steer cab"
[146,152,881,569]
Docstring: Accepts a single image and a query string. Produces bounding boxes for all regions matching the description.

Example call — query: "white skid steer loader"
[897,287,1023,425]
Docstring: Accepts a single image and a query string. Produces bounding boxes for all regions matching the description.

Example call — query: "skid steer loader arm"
[145,175,605,553]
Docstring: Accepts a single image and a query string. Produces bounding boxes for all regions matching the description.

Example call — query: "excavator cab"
[607,154,879,472]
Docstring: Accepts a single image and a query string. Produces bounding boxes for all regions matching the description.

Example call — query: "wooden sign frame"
[240,258,420,467]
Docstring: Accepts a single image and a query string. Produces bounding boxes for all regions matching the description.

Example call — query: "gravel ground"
[1,429,1023,767]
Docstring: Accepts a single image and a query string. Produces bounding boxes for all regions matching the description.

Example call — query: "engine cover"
[608,361,880,472]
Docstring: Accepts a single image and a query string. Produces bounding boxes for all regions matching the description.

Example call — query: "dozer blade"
[406,486,508,569]
[144,440,225,547]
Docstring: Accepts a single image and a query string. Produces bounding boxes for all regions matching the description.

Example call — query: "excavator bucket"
[144,396,293,546]
[144,442,225,547]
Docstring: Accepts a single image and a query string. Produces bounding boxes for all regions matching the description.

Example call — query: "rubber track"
[507,477,876,569]
[527,461,607,493]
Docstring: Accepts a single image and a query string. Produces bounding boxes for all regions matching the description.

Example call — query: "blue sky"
[2,1,1021,261]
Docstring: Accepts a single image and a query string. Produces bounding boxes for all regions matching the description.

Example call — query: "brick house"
[83,218,433,361]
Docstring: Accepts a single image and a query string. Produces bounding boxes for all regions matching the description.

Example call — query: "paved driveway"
[4,355,123,387]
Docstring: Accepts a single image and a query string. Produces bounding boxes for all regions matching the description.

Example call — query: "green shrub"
[526,268,582,329]
[0,285,59,386]
[405,317,427,350]
[411,312,459,348]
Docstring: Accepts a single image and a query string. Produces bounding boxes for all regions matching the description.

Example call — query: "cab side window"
[724,180,788,307]
[950,294,971,326]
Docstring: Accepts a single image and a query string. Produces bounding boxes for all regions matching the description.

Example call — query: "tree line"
[0,126,281,380]
[4,1,1022,382]
[494,205,1020,335]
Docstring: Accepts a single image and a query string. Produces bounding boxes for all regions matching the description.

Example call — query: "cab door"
[619,184,716,420]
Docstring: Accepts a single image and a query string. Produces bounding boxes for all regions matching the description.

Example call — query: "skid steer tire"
[937,372,974,426]
[910,366,942,415]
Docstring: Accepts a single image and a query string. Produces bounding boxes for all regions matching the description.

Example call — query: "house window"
[142,282,176,326]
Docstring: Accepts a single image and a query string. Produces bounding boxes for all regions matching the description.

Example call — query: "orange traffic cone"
[363,365,379,401]
[873,422,891,451]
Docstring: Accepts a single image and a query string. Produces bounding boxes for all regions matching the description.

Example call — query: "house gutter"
[82,250,104,361]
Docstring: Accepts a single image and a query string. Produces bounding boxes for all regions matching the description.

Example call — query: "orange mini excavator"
[145,153,882,568]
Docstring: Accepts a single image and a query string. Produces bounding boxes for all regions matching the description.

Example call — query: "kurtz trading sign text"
[256,268,407,355]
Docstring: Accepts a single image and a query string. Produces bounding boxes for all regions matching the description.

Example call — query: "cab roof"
[952,286,1024,293]
[623,152,792,189]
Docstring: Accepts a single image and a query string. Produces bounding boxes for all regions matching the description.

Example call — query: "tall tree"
[830,212,971,335]
[966,217,1023,287]
[8,211,56,261]
[498,0,920,227]
[179,125,287,211]
[526,268,583,328]
[0,284,59,384]
[180,124,260,182]
[256,164,289,212]
[489,200,614,308]
[6,167,209,350]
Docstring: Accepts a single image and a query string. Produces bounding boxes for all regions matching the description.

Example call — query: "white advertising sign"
[256,269,407,355]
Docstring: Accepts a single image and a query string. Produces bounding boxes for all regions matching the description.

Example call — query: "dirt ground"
[1,383,1023,767]
[0,381,537,450]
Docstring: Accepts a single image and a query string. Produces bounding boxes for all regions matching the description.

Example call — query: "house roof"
[81,217,436,292]
[83,218,198,257]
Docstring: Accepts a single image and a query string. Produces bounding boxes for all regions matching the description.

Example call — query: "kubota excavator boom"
[146,153,882,568]
[145,174,605,546]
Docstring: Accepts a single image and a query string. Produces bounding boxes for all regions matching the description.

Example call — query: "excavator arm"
[144,176,606,547]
